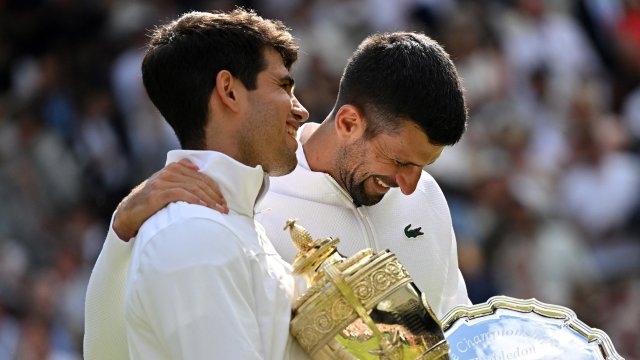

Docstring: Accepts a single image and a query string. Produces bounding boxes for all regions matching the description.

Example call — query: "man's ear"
[334,104,366,142]
[214,70,243,113]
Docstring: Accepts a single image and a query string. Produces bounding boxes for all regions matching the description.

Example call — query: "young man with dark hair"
[84,9,309,359]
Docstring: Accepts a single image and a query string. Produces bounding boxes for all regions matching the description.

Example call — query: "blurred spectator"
[559,112,640,241]
[497,0,603,119]
[622,84,640,149]
[0,0,638,358]
[615,0,640,78]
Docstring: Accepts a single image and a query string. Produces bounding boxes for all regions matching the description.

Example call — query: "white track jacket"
[84,126,469,359]
[85,150,306,360]
[258,129,470,319]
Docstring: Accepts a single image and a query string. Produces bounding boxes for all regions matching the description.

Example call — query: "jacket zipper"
[356,207,377,251]
[324,175,377,250]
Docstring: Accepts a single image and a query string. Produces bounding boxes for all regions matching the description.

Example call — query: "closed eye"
[281,83,293,93]
[279,76,295,94]
[395,159,425,168]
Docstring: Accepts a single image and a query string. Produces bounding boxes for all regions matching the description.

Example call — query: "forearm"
[84,213,134,359]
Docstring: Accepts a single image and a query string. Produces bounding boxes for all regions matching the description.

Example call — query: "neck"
[203,115,247,166]
[302,118,340,179]
[203,135,242,162]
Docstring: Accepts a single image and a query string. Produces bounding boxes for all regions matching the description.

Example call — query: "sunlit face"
[336,121,444,206]
[239,48,309,176]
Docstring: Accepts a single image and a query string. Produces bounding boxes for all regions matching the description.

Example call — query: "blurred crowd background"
[0,0,639,358]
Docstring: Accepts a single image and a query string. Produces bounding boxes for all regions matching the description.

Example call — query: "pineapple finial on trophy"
[284,219,343,281]
[284,219,313,252]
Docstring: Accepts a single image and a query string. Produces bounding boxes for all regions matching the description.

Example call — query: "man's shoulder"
[386,170,444,203]
[418,169,438,186]
[132,203,251,270]
[412,170,446,199]
[139,202,244,239]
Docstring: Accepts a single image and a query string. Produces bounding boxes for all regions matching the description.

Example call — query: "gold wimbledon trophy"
[285,220,624,360]
[285,220,449,360]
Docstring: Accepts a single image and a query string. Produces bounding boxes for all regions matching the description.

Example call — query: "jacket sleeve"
[416,174,471,319]
[84,212,134,360]
[125,218,265,359]
[439,226,472,317]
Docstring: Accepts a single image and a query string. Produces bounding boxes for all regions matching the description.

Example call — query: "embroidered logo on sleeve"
[404,224,424,239]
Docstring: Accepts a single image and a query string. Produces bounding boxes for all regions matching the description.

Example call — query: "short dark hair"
[142,9,298,149]
[333,32,467,145]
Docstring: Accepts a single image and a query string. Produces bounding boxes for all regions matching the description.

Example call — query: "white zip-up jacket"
[85,150,307,360]
[84,126,469,359]
[257,128,470,319]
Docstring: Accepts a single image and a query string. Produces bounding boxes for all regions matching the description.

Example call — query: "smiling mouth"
[374,176,391,188]
[286,123,298,138]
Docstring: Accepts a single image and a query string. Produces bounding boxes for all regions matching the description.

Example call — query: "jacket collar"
[266,126,355,208]
[295,123,314,171]
[166,150,269,217]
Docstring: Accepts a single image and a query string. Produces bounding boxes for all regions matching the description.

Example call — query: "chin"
[266,152,298,177]
[352,193,384,207]
[364,196,384,206]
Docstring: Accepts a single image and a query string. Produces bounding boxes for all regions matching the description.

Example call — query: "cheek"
[351,162,380,184]
[263,94,291,123]
[280,94,293,114]
[253,98,284,126]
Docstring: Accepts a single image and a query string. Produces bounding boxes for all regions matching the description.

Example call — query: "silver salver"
[442,296,623,360]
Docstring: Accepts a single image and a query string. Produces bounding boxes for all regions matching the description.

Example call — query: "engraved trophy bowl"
[285,220,449,360]
[285,220,624,360]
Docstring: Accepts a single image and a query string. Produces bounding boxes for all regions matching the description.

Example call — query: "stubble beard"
[348,179,384,207]
[267,148,297,176]
[241,103,298,176]
[336,140,383,207]
[238,132,297,176]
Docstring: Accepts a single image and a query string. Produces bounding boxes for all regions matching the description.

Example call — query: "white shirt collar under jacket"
[166,150,269,217]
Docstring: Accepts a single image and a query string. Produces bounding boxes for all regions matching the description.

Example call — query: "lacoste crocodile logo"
[404,224,424,239]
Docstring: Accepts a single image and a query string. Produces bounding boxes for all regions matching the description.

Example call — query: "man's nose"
[291,95,309,123]
[395,166,422,195]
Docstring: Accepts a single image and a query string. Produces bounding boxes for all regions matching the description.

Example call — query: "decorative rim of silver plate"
[440,295,624,360]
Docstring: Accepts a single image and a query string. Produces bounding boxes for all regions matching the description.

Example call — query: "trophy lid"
[284,219,342,278]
